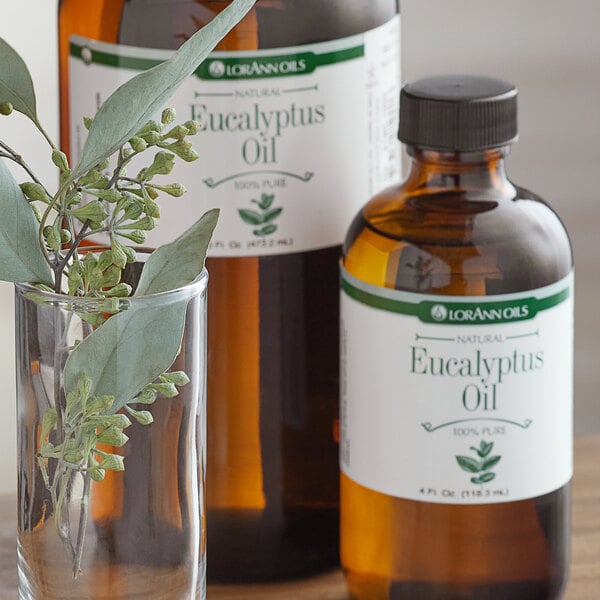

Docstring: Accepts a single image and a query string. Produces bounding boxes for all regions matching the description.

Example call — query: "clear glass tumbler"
[15,254,207,600]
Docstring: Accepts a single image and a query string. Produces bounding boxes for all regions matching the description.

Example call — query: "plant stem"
[33,118,60,153]
[39,197,61,272]
[56,220,90,276]
[117,176,142,185]
[53,308,65,439]
[107,147,143,189]
[49,436,76,564]
[55,469,76,562]
[72,471,92,579]
[48,304,77,563]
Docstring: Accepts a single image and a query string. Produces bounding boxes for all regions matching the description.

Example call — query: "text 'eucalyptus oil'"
[341,76,572,600]
[59,0,402,582]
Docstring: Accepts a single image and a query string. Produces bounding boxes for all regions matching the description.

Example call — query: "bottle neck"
[405,146,511,192]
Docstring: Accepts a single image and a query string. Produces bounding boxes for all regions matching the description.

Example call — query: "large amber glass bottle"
[59,0,401,581]
[341,76,572,599]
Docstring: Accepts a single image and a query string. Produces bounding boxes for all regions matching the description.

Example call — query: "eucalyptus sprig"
[0,0,255,578]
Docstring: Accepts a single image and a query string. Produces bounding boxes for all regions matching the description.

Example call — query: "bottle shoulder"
[256,0,399,46]
[344,180,573,295]
[60,0,399,49]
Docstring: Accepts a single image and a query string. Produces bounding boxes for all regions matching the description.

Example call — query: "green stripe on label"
[70,42,162,72]
[341,278,420,318]
[341,277,571,326]
[70,42,365,80]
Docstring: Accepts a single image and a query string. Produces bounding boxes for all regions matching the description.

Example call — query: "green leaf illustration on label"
[264,207,283,222]
[471,472,496,484]
[470,440,494,458]
[481,455,502,471]
[456,456,481,474]
[239,209,265,225]
[256,193,274,210]
[456,440,502,485]
[239,192,283,237]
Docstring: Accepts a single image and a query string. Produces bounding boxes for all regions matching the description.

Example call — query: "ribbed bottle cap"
[399,75,518,151]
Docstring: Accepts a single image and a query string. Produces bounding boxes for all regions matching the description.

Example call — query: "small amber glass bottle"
[341,76,573,600]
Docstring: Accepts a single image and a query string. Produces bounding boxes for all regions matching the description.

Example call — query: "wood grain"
[0,437,598,599]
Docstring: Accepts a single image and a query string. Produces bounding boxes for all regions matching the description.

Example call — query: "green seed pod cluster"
[64,107,201,277]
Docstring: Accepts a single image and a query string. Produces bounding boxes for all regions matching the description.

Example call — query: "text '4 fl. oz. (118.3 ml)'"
[341,76,573,599]
[58,0,401,582]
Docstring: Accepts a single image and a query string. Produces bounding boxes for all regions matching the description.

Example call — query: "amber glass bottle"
[59,0,401,582]
[341,76,572,599]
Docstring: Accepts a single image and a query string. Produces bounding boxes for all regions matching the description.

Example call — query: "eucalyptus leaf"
[135,208,218,295]
[0,160,52,284]
[0,38,38,121]
[64,299,187,413]
[72,0,255,179]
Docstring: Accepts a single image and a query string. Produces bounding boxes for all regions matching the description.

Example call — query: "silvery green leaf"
[0,38,38,121]
[0,160,52,284]
[72,0,255,179]
[135,208,218,295]
[64,298,188,413]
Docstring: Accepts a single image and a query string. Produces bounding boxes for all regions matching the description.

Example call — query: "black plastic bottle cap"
[399,75,518,151]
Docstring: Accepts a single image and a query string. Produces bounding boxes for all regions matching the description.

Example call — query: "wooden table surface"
[0,437,598,599]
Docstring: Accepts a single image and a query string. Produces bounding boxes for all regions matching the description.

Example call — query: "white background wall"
[0,0,598,494]
[0,0,59,496]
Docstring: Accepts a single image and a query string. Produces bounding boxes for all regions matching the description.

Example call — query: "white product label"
[68,17,401,257]
[340,268,574,505]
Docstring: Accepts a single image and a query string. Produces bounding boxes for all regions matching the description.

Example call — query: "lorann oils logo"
[429,302,530,324]
[207,57,308,79]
